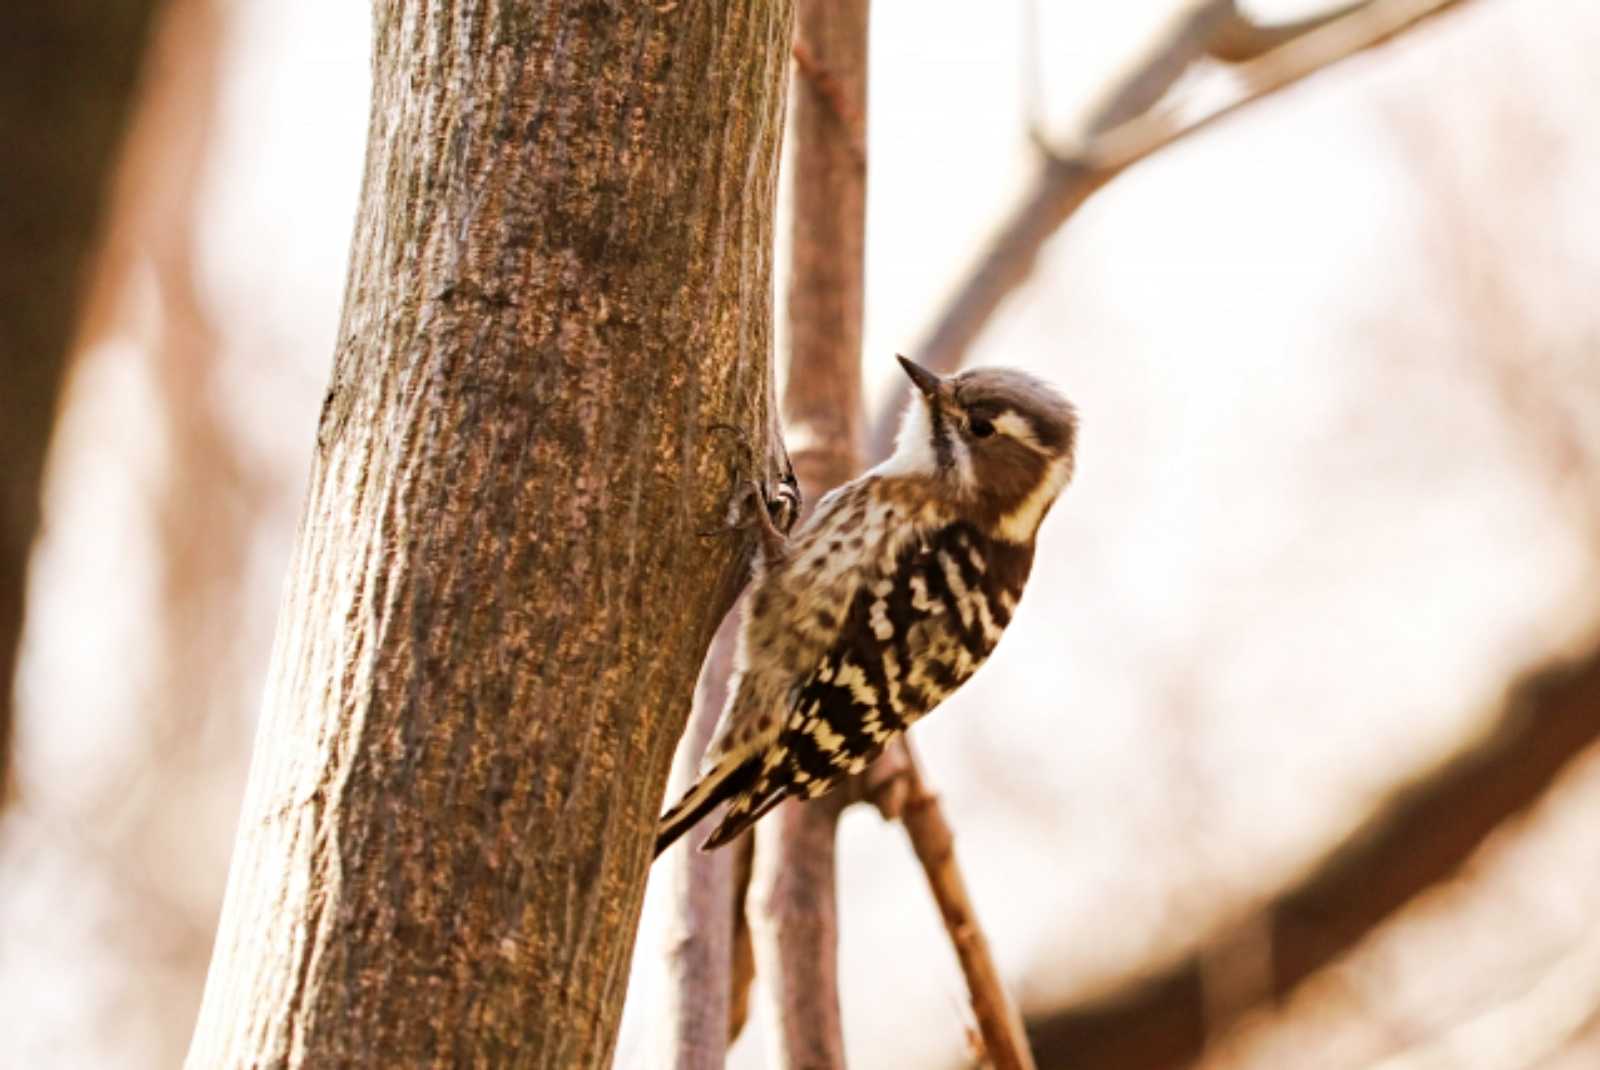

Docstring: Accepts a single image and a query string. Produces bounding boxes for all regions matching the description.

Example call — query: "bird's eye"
[969,417,995,439]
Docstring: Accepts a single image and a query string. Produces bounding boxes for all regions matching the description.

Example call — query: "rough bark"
[747,1,868,1065]
[0,0,163,801]
[1026,648,1600,1070]
[186,2,795,1066]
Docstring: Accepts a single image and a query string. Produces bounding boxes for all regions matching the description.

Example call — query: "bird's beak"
[896,354,943,399]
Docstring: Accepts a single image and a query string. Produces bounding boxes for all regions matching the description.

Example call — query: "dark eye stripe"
[928,403,954,470]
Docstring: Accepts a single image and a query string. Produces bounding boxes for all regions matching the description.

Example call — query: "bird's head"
[884,355,1078,544]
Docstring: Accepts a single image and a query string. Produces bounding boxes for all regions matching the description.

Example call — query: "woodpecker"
[655,355,1078,856]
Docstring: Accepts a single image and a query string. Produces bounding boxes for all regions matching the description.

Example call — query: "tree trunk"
[186,2,795,1066]
[0,0,163,801]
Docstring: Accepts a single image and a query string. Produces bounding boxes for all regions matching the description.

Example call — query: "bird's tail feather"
[699,782,788,851]
[653,755,761,858]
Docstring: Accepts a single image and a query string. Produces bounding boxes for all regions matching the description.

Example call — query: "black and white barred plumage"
[655,356,1078,856]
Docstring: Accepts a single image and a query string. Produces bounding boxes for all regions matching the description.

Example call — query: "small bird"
[655,355,1077,856]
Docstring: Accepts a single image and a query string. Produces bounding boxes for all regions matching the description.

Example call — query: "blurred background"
[4,1,1599,1067]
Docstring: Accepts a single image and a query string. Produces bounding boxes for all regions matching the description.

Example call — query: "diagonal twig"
[1207,0,1369,64]
[871,0,1474,459]
[866,741,1039,1070]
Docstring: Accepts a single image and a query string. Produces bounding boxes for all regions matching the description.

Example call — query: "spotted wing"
[700,523,1032,848]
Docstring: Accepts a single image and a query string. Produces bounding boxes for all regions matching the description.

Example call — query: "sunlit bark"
[187,3,795,1065]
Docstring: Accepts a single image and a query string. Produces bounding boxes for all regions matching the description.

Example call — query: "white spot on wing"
[974,591,1006,645]
[939,551,974,629]
[833,662,879,709]
[807,716,846,755]
[881,647,904,714]
[869,598,894,640]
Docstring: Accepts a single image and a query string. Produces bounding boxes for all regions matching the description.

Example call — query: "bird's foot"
[699,424,801,558]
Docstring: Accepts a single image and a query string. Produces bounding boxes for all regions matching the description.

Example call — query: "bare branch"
[866,154,1107,460]
[1086,0,1470,174]
[870,741,1039,1070]
[870,0,1474,458]
[727,836,756,1044]
[792,39,867,168]
[655,614,741,1068]
[749,792,850,1068]
[1207,1,1368,64]
[1080,0,1234,137]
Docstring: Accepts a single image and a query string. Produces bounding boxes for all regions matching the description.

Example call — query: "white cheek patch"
[993,410,1042,451]
[995,454,1074,543]
[873,397,939,477]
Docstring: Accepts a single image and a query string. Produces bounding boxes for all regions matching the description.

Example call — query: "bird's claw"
[700,423,801,543]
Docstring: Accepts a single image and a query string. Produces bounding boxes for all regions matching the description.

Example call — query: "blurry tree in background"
[1,1,268,1064]
[0,0,162,799]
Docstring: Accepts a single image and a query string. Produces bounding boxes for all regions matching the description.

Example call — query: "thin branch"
[750,792,850,1068]
[727,835,756,1043]
[695,1,1475,1063]
[868,741,1039,1070]
[866,154,1106,461]
[1085,0,1470,174]
[1079,0,1235,137]
[792,39,866,169]
[1207,0,1368,64]
[870,0,1474,459]
[655,613,742,1067]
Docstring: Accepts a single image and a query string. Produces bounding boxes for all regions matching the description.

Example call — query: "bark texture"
[0,0,162,800]
[187,2,795,1066]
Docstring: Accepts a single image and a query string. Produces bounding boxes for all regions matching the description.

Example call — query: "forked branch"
[871,0,1474,457]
